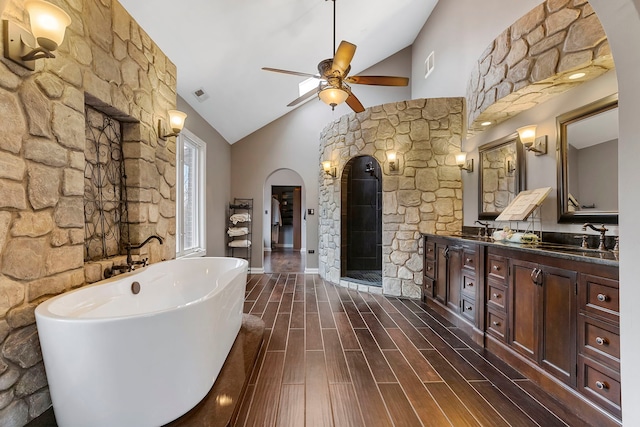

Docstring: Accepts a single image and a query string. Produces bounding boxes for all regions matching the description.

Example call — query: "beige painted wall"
[176,95,231,257]
[411,0,541,98]
[231,47,412,270]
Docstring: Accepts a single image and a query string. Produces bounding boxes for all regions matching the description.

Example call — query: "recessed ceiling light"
[568,72,586,80]
[481,121,492,126]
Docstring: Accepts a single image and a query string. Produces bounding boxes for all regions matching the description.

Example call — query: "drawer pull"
[492,293,501,299]
[595,336,609,346]
[427,266,432,271]
[465,306,473,311]
[427,248,433,253]
[467,282,474,287]
[492,321,501,326]
[425,284,431,289]
[597,293,609,302]
[595,381,609,390]
[466,258,472,263]
[493,265,500,271]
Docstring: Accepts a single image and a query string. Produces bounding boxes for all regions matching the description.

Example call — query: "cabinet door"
[510,259,540,361]
[540,266,577,385]
[447,246,462,313]
[434,244,448,304]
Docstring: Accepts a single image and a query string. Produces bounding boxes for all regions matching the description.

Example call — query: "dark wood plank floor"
[237,273,592,427]
[264,249,305,273]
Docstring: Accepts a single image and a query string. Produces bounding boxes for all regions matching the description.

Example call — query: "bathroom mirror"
[556,94,618,223]
[478,133,525,220]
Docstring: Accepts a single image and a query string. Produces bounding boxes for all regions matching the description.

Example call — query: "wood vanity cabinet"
[422,234,620,424]
[423,236,482,343]
[508,256,577,386]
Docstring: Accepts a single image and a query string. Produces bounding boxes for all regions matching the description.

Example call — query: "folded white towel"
[227,227,249,237]
[230,213,251,224]
[228,239,251,248]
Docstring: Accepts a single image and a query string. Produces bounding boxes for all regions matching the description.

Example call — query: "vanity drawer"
[462,249,477,272]
[487,308,507,341]
[461,274,477,298]
[580,274,619,322]
[579,315,620,369]
[424,260,436,279]
[423,278,434,299]
[425,241,436,260]
[461,297,475,323]
[488,254,508,283]
[579,356,621,416]
[487,282,507,311]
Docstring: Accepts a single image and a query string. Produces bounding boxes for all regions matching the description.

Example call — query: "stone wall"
[318,98,464,298]
[466,0,615,135]
[0,0,177,424]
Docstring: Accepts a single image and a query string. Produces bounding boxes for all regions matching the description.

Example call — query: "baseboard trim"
[249,267,264,274]
[304,268,319,274]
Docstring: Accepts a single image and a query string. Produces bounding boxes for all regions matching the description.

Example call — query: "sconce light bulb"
[168,110,187,133]
[517,125,537,145]
[455,152,467,166]
[322,161,331,172]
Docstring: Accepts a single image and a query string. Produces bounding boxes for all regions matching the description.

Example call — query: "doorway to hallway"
[266,185,304,273]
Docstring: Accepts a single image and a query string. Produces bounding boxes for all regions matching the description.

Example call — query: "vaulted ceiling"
[118,0,439,143]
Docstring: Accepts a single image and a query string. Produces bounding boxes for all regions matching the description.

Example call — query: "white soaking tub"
[35,257,248,427]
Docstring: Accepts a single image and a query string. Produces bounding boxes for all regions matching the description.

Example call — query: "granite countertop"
[431,232,619,267]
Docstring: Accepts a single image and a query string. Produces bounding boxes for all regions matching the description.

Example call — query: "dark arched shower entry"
[340,156,382,286]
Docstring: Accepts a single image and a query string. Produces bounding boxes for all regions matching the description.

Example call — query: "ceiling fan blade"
[287,88,318,107]
[262,67,319,78]
[331,41,356,74]
[345,92,365,113]
[345,75,410,86]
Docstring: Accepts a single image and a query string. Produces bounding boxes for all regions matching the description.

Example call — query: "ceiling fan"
[262,0,409,113]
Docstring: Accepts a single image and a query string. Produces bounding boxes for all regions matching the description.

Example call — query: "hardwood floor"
[237,273,593,427]
[264,249,305,273]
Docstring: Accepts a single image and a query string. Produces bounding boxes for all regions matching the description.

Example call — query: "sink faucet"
[475,220,491,237]
[582,223,608,251]
[126,235,164,266]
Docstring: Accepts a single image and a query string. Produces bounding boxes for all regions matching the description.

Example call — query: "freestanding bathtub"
[35,257,248,427]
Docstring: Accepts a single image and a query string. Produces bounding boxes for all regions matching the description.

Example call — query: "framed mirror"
[478,133,525,220]
[556,94,618,223]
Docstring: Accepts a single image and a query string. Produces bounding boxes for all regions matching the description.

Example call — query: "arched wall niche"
[318,98,464,298]
[466,0,615,135]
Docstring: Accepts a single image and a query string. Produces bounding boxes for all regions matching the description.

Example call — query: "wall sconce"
[158,110,187,140]
[2,0,72,71]
[455,152,473,173]
[322,161,337,178]
[506,158,516,175]
[388,151,398,172]
[517,125,547,156]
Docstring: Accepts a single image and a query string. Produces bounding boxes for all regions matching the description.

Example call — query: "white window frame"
[176,128,207,258]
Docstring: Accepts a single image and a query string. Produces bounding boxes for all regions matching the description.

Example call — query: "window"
[176,128,206,257]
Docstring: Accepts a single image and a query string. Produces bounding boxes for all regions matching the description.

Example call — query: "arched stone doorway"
[340,156,382,286]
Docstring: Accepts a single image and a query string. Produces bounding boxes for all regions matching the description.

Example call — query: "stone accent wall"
[0,0,177,424]
[319,98,464,298]
[466,0,615,135]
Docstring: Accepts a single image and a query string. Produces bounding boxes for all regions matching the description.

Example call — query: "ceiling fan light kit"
[318,86,349,109]
[262,0,409,113]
